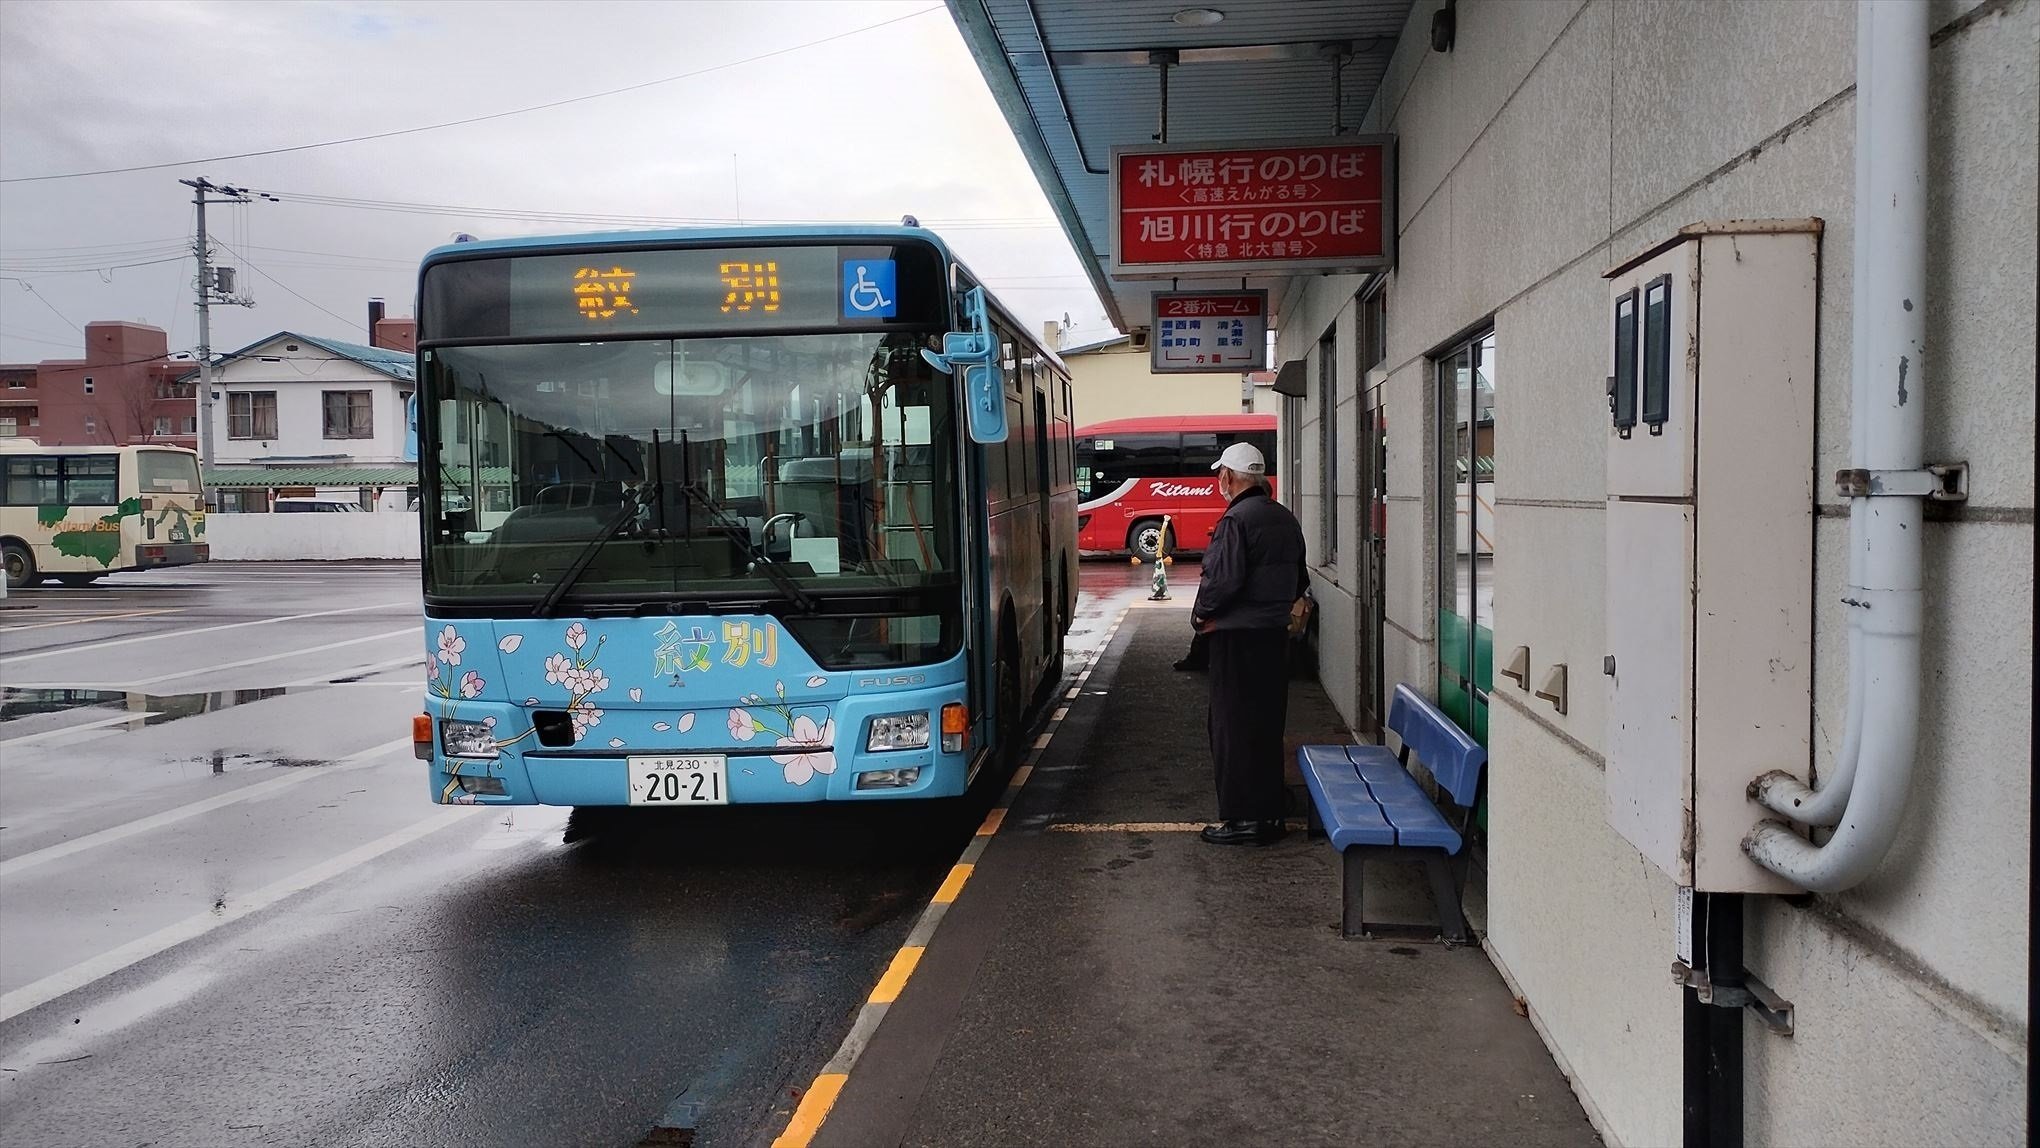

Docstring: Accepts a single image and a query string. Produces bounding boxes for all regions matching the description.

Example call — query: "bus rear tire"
[3,542,35,589]
[1128,519,1171,563]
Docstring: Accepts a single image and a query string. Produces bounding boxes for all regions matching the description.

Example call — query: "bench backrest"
[1386,683,1486,807]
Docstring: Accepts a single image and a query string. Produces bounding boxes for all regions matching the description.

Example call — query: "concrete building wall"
[1062,340,1252,427]
[31,323,196,449]
[205,511,420,560]
[1276,1,2034,1143]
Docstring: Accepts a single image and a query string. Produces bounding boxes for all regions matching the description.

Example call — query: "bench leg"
[1425,854,1469,945]
[1341,848,1368,939]
[1306,802,1325,839]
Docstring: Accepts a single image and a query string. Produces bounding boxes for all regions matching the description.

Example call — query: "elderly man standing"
[1190,441,1309,845]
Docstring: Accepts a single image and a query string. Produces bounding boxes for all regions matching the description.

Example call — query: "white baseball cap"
[1211,441,1266,475]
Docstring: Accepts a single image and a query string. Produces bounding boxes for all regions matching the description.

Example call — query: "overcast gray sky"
[0,0,1110,364]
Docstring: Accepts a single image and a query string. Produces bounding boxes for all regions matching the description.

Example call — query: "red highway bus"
[1074,414,1277,560]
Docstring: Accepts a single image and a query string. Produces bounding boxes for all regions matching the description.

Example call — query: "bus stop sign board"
[1110,136,1395,278]
[1150,290,1267,374]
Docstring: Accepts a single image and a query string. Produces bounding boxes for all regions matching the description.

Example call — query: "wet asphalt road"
[0,560,1168,1147]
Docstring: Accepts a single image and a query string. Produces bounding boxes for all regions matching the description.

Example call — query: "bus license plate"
[628,755,728,805]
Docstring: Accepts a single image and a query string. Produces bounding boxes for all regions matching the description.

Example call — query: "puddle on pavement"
[0,685,299,728]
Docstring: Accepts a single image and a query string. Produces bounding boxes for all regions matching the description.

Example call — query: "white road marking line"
[0,806,480,1023]
[0,600,414,665]
[122,627,421,687]
[0,608,185,634]
[0,736,414,879]
[277,653,422,688]
[0,711,162,748]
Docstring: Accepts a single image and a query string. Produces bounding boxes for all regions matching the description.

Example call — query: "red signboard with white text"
[1110,136,1395,278]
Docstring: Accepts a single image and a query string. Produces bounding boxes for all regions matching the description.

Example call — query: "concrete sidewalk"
[812,604,1598,1147]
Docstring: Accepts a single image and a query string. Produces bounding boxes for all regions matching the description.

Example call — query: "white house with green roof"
[198,331,418,511]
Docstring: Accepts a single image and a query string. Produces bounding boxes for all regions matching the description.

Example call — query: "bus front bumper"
[423,680,977,806]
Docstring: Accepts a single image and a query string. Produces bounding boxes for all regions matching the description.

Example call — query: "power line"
[0,6,945,185]
[0,278,83,332]
[0,255,191,275]
[211,241,366,335]
[250,187,1059,231]
[0,236,191,254]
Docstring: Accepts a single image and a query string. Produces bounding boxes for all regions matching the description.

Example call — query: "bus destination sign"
[1149,290,1268,374]
[1111,136,1395,278]
[421,243,944,342]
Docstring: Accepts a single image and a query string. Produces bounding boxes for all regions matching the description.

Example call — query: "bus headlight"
[440,719,499,759]
[866,711,930,752]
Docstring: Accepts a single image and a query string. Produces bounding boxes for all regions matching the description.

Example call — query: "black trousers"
[1206,627,1291,821]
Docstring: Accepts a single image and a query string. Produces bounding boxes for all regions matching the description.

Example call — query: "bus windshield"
[422,332,957,606]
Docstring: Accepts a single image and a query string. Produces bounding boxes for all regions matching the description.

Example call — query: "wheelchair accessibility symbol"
[842,259,897,319]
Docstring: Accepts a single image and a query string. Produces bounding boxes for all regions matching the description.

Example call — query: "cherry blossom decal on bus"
[727,680,837,786]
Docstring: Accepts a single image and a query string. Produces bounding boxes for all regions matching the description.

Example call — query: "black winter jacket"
[1190,485,1308,632]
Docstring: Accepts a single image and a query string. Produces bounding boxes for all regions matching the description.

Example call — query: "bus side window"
[1182,432,1220,473]
[1114,433,1182,480]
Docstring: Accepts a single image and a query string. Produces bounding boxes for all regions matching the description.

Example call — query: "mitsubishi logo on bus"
[1151,482,1215,498]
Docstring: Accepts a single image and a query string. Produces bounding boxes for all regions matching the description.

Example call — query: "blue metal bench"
[1299,684,1487,944]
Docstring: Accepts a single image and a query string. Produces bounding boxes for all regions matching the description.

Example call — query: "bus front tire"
[1129,519,1171,563]
[2,542,35,589]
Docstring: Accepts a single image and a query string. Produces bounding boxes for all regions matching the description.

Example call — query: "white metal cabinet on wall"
[1602,220,1821,894]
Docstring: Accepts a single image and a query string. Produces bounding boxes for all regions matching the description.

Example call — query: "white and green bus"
[0,441,209,588]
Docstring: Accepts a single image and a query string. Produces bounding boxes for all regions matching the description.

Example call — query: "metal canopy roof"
[949,0,1414,333]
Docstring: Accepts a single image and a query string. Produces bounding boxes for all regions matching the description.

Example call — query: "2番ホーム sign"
[1149,290,1268,374]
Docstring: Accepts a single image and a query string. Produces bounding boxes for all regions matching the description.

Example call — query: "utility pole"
[180,177,265,472]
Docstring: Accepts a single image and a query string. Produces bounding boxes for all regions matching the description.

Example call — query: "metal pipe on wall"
[1745,0,1930,891]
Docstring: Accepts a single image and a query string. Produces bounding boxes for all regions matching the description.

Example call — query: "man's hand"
[1193,616,1216,634]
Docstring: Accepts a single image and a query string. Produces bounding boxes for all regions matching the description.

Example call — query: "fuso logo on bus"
[1150,482,1215,498]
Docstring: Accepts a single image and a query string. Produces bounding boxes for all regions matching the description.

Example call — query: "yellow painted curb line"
[868,946,925,1005]
[931,863,974,905]
[771,1072,848,1148]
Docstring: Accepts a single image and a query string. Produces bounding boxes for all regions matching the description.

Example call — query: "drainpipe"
[1745,0,1928,892]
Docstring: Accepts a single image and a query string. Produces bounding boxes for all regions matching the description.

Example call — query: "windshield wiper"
[673,428,818,615]
[674,479,819,615]
[530,490,647,618]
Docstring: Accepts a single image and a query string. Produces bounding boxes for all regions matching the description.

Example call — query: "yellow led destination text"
[719,261,780,313]
[573,265,639,322]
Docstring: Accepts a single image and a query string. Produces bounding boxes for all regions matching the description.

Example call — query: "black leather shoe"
[1172,658,1206,672]
[1201,820,1284,845]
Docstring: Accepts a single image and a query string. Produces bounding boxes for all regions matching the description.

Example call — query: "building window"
[1434,330,1498,741]
[6,377,24,390]
[181,416,197,434]
[83,377,95,394]
[323,390,373,439]
[0,419,15,437]
[1319,333,1339,566]
[1359,286,1387,373]
[228,391,278,439]
[154,416,172,437]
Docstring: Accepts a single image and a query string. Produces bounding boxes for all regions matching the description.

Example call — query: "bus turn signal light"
[941,703,968,754]
[412,714,434,760]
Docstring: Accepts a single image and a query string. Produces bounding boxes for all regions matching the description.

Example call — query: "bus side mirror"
[920,286,1007,444]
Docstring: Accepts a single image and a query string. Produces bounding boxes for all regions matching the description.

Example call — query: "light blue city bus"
[411,227,1077,807]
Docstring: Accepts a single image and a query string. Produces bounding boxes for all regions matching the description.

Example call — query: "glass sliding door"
[1435,332,1496,742]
